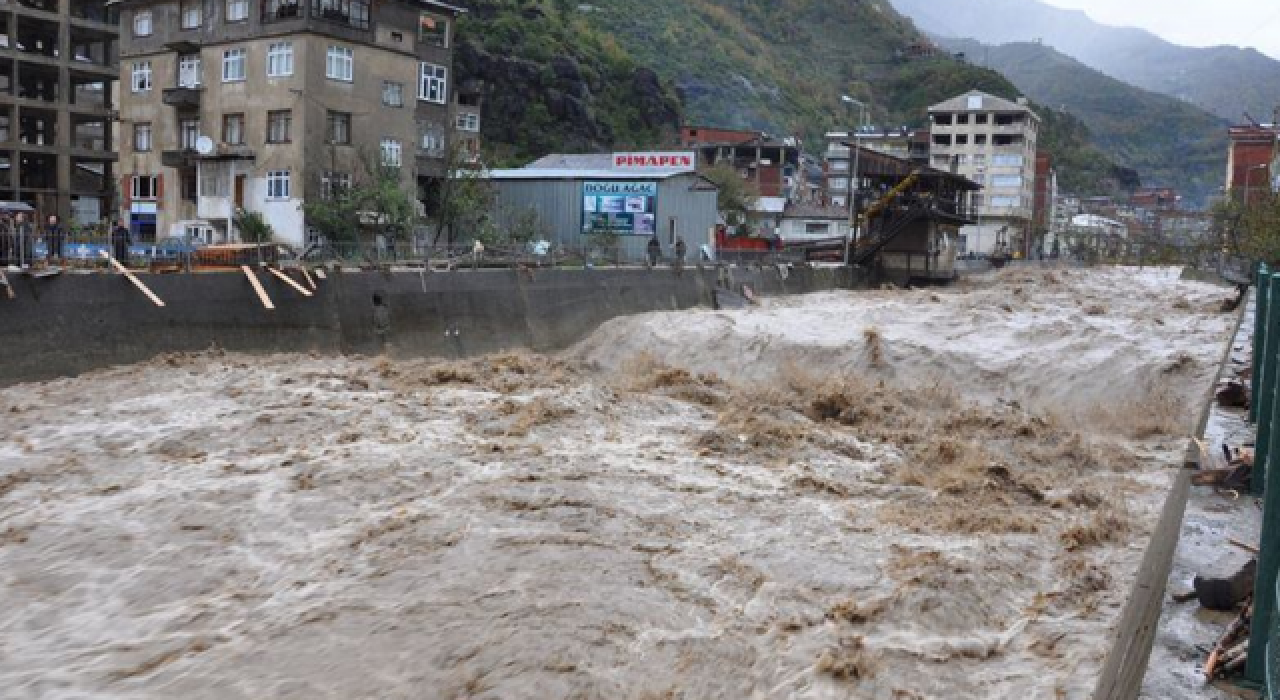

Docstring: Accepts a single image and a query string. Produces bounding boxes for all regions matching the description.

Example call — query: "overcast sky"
[1039,0,1280,59]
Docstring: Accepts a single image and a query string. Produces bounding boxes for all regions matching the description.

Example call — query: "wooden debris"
[241,265,275,310]
[1205,603,1252,681]
[301,267,316,290]
[267,267,313,297]
[100,251,166,307]
[0,270,12,300]
[1228,537,1260,555]
[1216,379,1249,408]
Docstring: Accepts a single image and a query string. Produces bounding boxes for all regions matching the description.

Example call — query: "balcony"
[161,149,196,168]
[162,86,201,110]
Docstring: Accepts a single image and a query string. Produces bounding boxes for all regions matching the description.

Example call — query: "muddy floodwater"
[0,268,1238,699]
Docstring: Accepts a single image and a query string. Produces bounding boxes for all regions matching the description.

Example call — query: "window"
[267,42,293,77]
[991,196,1020,208]
[226,0,248,21]
[222,48,246,82]
[419,13,448,47]
[321,171,351,199]
[180,119,200,150]
[200,163,226,196]
[267,110,291,143]
[829,160,849,173]
[382,81,403,107]
[265,0,301,19]
[932,134,951,146]
[326,111,350,144]
[971,194,984,208]
[805,222,831,235]
[418,62,447,103]
[314,0,370,29]
[976,114,990,125]
[133,11,153,36]
[992,175,1023,188]
[178,54,201,87]
[326,46,353,81]
[992,154,1024,167]
[131,61,152,92]
[133,123,152,152]
[455,113,479,132]
[954,154,967,165]
[222,113,244,145]
[181,0,202,28]
[957,114,970,125]
[973,154,986,165]
[420,126,444,155]
[182,171,198,201]
[266,170,291,199]
[131,175,158,200]
[966,95,983,110]
[975,134,988,146]
[955,134,969,146]
[931,155,949,167]
[829,178,849,190]
[381,139,401,167]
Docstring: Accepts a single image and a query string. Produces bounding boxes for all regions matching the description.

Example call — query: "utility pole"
[841,95,870,265]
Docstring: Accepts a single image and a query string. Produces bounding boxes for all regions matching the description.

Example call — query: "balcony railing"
[262,0,302,23]
[310,0,369,30]
[162,86,201,110]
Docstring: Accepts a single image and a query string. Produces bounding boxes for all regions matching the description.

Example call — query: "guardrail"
[1245,263,1280,688]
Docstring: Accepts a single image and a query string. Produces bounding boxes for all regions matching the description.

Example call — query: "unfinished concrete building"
[116,0,463,245]
[0,0,119,224]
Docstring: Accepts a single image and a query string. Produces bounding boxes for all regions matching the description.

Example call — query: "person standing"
[471,238,485,270]
[111,218,132,266]
[45,214,64,263]
[674,237,687,270]
[646,235,661,268]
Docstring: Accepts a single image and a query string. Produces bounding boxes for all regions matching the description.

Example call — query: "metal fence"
[1243,263,1280,688]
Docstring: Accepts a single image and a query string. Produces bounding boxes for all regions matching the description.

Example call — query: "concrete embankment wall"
[0,264,869,386]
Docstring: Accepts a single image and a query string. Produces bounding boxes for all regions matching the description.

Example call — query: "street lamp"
[841,95,870,264]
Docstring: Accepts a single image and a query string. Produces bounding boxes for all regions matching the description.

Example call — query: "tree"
[234,209,274,243]
[700,163,759,235]
[1222,191,1280,265]
[432,142,494,246]
[302,150,418,246]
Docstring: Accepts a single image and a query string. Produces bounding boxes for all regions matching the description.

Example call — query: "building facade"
[1226,124,1279,206]
[680,125,801,200]
[928,90,1039,256]
[0,0,118,224]
[488,152,718,262]
[116,0,462,245]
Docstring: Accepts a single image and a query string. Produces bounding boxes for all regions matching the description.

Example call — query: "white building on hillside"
[928,90,1040,256]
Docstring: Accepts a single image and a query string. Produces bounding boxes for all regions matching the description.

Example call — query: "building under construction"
[0,0,119,224]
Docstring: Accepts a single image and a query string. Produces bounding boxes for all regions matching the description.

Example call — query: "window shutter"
[155,174,164,209]
[121,175,132,208]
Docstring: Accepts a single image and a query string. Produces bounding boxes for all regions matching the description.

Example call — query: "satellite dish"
[195,135,214,155]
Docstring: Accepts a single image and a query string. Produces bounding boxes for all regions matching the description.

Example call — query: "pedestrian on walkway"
[674,237,687,271]
[111,219,131,266]
[45,214,64,263]
[646,236,661,268]
[472,238,485,270]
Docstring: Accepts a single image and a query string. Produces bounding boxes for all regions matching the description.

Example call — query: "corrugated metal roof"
[489,169,695,181]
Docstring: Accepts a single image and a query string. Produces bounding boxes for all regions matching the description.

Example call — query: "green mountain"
[454,0,1134,197]
[889,0,1280,125]
[935,38,1228,205]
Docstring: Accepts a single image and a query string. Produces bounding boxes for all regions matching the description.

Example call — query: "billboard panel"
[582,181,657,236]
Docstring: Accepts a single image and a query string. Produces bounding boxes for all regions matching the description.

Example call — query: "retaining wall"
[0,264,869,386]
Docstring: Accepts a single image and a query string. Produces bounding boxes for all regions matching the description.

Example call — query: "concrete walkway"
[1141,292,1262,699]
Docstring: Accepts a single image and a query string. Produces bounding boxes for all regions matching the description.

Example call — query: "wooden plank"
[301,267,316,290]
[0,270,12,300]
[241,265,275,310]
[99,252,166,307]
[267,267,313,297]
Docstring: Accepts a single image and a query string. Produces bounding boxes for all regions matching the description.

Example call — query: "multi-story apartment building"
[822,127,928,209]
[680,125,802,200]
[116,0,463,245]
[0,0,119,224]
[928,90,1040,256]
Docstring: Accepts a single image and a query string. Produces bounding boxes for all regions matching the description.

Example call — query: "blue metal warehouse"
[487,153,719,262]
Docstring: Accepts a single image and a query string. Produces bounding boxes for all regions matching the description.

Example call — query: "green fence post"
[1254,273,1280,496]
[1248,273,1280,684]
[1254,264,1270,423]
